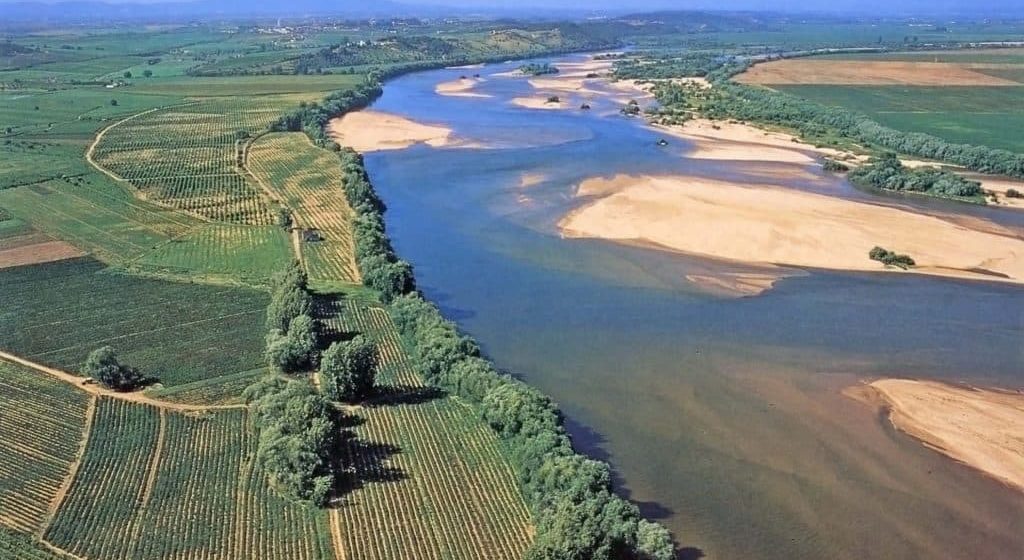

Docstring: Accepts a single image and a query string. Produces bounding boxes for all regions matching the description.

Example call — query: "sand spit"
[327,110,483,152]
[848,379,1024,493]
[559,174,1024,286]
[436,77,491,98]
[737,59,1022,86]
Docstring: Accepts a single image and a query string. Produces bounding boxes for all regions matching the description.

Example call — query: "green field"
[0,528,72,560]
[0,362,91,534]
[45,400,334,560]
[775,84,1024,152]
[0,258,268,388]
[247,132,360,285]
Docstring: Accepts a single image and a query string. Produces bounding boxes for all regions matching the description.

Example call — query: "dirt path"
[329,508,348,560]
[85,106,174,183]
[0,350,245,412]
[37,395,97,539]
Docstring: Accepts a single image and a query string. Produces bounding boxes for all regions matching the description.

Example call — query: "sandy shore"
[847,379,1024,492]
[559,174,1024,285]
[655,118,860,164]
[511,96,569,110]
[327,110,483,152]
[436,77,490,98]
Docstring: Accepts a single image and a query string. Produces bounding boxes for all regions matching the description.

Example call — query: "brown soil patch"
[737,59,1023,86]
[0,240,86,269]
[849,379,1024,493]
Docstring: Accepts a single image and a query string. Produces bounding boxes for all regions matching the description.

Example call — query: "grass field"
[0,528,72,560]
[247,132,360,285]
[324,301,533,560]
[132,224,292,284]
[0,258,268,388]
[0,362,91,534]
[775,84,1024,152]
[45,399,335,560]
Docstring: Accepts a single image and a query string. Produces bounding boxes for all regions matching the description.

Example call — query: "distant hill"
[0,0,421,22]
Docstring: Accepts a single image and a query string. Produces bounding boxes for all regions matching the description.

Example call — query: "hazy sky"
[0,0,1020,17]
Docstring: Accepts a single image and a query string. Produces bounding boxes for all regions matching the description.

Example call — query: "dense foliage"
[849,153,983,200]
[264,262,321,372]
[84,346,142,391]
[519,63,559,76]
[244,376,339,506]
[869,246,916,269]
[319,335,378,402]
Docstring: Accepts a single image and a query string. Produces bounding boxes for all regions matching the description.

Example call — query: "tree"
[123,71,132,78]
[319,336,378,402]
[143,69,153,78]
[266,278,311,332]
[110,99,118,106]
[276,208,293,229]
[265,314,319,373]
[84,346,142,391]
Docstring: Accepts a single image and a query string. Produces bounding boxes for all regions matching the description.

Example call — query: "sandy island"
[511,96,569,110]
[327,110,483,152]
[656,118,861,164]
[436,77,491,98]
[846,379,1024,492]
[559,174,1024,286]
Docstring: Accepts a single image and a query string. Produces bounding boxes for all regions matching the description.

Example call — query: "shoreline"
[845,378,1024,493]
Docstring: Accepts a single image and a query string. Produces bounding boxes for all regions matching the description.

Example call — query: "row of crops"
[328,301,533,560]
[44,398,334,560]
[91,97,309,225]
[246,132,360,284]
[0,362,91,534]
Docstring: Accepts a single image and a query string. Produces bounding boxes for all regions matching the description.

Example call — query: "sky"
[0,0,1021,17]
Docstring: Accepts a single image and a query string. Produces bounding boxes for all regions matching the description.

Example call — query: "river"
[344,54,1024,559]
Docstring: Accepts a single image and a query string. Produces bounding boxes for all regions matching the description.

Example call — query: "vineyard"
[44,399,335,560]
[0,362,91,534]
[0,258,268,388]
[326,301,533,560]
[91,96,310,225]
[247,133,360,284]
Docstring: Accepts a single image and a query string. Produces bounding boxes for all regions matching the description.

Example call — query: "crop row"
[246,133,359,283]
[0,362,91,534]
[44,399,335,560]
[133,175,274,225]
[133,224,293,284]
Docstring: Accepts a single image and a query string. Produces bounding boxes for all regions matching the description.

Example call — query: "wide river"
[352,55,1024,559]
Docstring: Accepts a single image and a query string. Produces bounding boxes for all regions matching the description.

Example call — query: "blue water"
[360,56,1024,560]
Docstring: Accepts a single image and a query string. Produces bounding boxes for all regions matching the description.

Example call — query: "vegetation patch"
[0,258,268,388]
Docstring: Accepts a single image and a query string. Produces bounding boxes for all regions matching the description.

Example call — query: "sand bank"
[655,118,859,164]
[327,110,482,152]
[559,174,1024,285]
[848,379,1024,492]
[511,96,568,110]
[436,77,490,98]
[962,173,1024,210]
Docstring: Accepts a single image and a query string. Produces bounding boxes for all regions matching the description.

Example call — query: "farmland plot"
[325,300,533,560]
[91,97,307,225]
[0,362,91,534]
[247,133,360,284]
[45,400,335,560]
[0,527,73,560]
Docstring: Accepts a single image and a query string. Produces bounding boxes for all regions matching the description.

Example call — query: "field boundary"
[36,395,98,540]
[0,350,246,412]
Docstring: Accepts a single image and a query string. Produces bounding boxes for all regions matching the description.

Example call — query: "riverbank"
[559,174,1024,289]
[846,379,1024,492]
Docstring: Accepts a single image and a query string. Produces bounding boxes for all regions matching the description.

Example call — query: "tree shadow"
[335,435,407,497]
[363,384,446,407]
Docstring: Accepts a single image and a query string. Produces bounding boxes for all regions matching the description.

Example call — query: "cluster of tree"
[869,246,915,269]
[389,294,675,560]
[319,335,378,402]
[84,346,142,391]
[269,78,383,148]
[337,148,416,303]
[243,376,339,506]
[264,262,320,372]
[614,51,731,80]
[849,153,983,200]
[822,159,850,172]
[519,63,559,76]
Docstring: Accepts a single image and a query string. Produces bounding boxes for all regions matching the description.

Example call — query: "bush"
[869,246,915,269]
[84,346,142,391]
[1007,188,1022,198]
[822,159,849,172]
[319,335,378,402]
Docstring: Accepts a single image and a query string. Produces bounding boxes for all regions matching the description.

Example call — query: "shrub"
[84,346,142,391]
[869,246,915,269]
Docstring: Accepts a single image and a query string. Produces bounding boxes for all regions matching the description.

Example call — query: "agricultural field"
[0,258,268,388]
[132,224,292,284]
[742,50,1024,152]
[0,361,92,534]
[247,132,360,285]
[44,399,335,560]
[0,528,72,560]
[325,301,533,560]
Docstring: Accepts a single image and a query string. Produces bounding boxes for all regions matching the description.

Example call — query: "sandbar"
[654,118,859,164]
[848,379,1024,492]
[511,96,568,110]
[559,174,1024,285]
[436,77,490,98]
[327,110,481,152]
